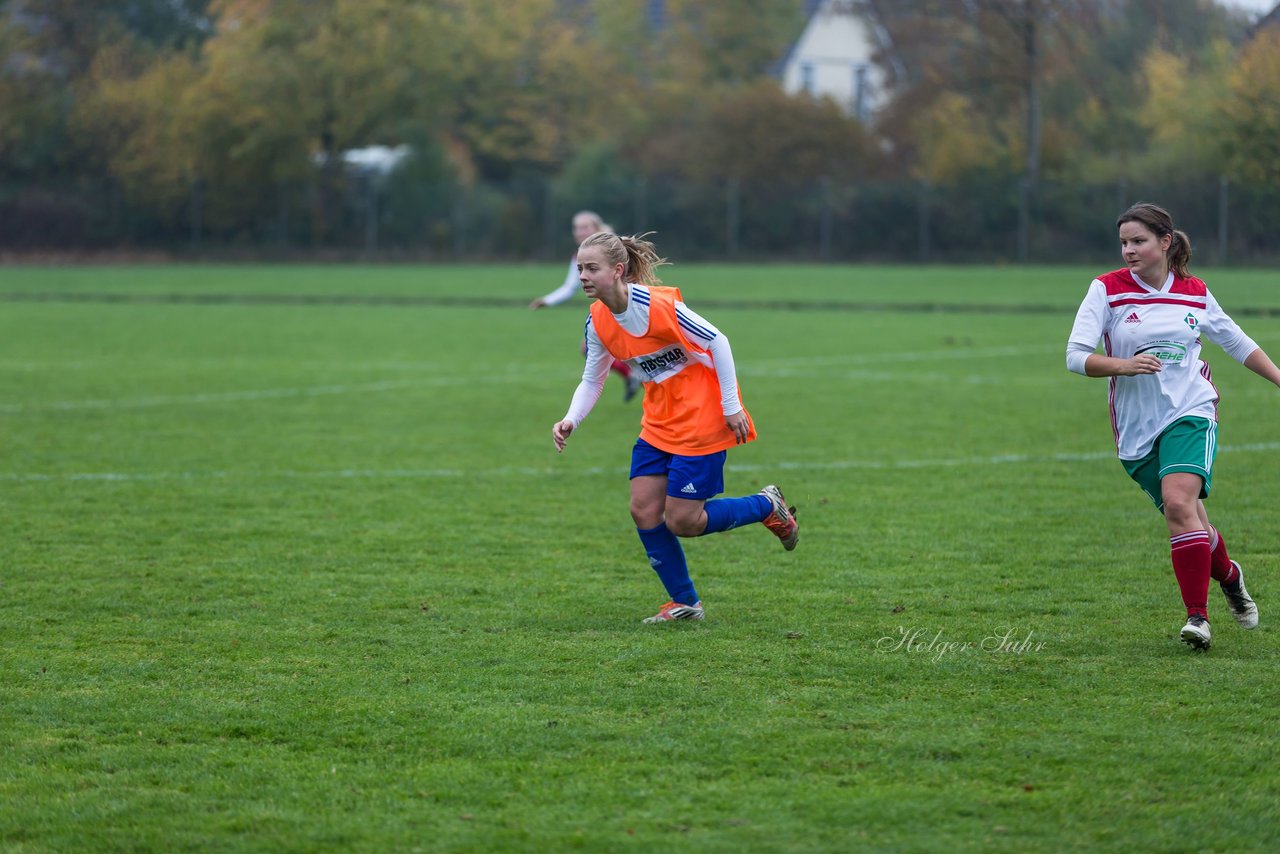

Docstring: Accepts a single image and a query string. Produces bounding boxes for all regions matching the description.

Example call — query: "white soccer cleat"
[1180,614,1211,651]
[1220,561,1259,629]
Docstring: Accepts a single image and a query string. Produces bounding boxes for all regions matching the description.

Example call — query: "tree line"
[2,0,1278,260]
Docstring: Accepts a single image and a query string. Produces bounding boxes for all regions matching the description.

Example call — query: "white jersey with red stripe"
[1066,268,1259,460]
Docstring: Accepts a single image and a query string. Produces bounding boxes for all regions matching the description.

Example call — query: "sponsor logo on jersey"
[1123,312,1141,324]
[1135,340,1188,363]
[628,344,690,383]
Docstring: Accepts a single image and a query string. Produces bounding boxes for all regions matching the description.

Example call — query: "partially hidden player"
[529,209,642,403]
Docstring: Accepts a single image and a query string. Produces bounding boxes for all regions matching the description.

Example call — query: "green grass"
[2,264,1279,852]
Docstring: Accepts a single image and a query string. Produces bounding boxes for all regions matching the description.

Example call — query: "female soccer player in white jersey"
[550,232,798,624]
[529,210,641,402]
[1066,202,1280,650]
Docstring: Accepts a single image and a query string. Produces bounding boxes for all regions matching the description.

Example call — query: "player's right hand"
[552,419,575,452]
[1123,354,1162,375]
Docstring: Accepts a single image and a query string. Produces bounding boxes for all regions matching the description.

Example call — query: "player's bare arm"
[1243,348,1280,389]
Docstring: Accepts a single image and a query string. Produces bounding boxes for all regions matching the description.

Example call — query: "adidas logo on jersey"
[1123,312,1141,324]
[680,482,697,494]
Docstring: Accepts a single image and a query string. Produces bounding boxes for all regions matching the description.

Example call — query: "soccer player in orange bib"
[1066,202,1280,650]
[551,231,798,623]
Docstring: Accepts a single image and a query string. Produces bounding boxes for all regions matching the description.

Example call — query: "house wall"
[780,0,888,122]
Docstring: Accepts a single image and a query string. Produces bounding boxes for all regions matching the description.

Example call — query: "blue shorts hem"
[629,438,726,500]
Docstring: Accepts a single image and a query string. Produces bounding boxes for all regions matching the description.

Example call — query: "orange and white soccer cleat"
[641,601,705,623]
[760,484,799,551]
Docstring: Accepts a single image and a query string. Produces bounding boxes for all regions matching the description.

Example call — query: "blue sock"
[701,494,771,535]
[636,523,698,605]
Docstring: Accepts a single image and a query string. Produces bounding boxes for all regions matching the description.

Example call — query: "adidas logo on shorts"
[680,482,697,494]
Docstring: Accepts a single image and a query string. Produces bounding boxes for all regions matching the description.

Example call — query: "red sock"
[1207,526,1240,584]
[610,358,632,378]
[1170,531,1211,618]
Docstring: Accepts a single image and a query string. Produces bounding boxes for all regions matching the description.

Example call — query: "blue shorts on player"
[629,438,725,500]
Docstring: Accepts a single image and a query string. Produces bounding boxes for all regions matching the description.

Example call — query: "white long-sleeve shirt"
[563,283,742,428]
[1065,268,1258,459]
[536,259,581,307]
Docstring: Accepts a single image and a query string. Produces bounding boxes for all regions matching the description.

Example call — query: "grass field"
[3,263,1279,851]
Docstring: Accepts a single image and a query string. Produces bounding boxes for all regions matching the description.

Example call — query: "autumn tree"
[434,0,626,182]
[680,81,872,184]
[71,46,204,217]
[70,0,462,237]
[1220,28,1280,188]
[0,0,210,182]
[648,0,802,87]
[1061,0,1246,186]
[1135,42,1233,177]
[8,0,1278,255]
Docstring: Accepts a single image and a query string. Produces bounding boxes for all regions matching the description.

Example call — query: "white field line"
[5,442,1280,484]
[0,346,1063,414]
[746,368,1048,385]
[0,344,1052,378]
[6,336,1279,413]
[4,327,1279,374]
[0,375,529,414]
[0,359,460,373]
[750,345,1053,369]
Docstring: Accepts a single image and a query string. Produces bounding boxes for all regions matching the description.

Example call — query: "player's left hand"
[725,411,750,444]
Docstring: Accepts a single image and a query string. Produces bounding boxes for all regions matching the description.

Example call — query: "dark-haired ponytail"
[1168,229,1192,279]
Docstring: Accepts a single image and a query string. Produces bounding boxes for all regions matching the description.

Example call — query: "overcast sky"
[1222,0,1276,16]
